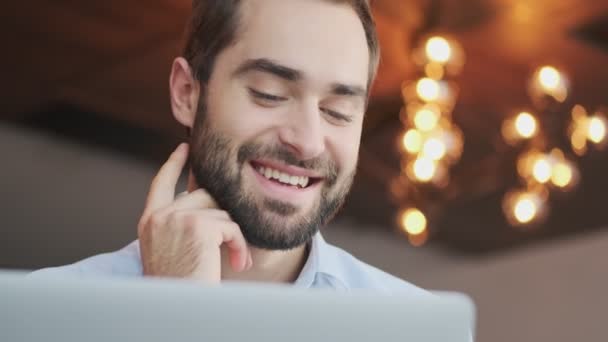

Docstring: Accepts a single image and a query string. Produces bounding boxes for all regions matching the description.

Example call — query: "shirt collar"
[126,231,342,287]
[293,232,346,289]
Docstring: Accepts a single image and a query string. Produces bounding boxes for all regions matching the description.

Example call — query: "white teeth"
[256,165,311,187]
[289,176,299,186]
[279,173,290,183]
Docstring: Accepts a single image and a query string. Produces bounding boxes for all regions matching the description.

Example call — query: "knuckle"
[148,211,165,227]
[180,212,201,229]
[165,211,181,226]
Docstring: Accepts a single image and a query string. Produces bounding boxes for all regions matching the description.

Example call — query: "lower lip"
[248,163,319,202]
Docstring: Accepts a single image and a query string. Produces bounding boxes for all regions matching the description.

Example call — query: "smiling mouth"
[250,162,321,189]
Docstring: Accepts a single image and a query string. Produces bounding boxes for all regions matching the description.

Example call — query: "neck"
[220,243,309,283]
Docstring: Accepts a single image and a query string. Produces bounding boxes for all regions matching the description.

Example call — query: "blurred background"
[1,0,607,341]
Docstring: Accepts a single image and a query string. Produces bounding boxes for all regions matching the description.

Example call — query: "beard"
[188,101,356,251]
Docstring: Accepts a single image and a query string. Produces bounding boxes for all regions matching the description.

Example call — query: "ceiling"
[3,0,608,254]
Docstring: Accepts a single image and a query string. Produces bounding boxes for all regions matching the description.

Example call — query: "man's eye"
[248,88,287,102]
[322,108,353,124]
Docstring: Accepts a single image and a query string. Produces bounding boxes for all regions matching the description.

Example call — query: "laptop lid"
[0,271,475,342]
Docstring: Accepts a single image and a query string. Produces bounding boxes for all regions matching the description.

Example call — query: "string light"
[529,65,569,103]
[416,78,441,102]
[422,138,447,161]
[396,34,466,242]
[503,189,547,227]
[425,36,452,64]
[531,155,552,184]
[402,129,423,154]
[551,161,574,188]
[568,105,608,155]
[587,116,607,144]
[400,208,428,236]
[538,66,561,91]
[425,62,445,80]
[412,157,437,182]
[514,197,537,224]
[502,111,539,145]
[514,112,538,138]
[413,105,441,132]
[569,105,590,155]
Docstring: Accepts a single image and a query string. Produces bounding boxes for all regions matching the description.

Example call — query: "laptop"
[0,271,475,342]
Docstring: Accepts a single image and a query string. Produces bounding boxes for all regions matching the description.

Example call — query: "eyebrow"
[330,83,366,99]
[232,58,302,82]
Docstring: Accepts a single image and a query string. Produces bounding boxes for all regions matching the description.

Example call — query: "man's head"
[169,0,379,250]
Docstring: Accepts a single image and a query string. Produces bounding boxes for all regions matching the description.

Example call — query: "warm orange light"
[416,78,441,102]
[514,112,538,138]
[551,161,574,188]
[530,65,569,103]
[402,129,423,154]
[513,197,538,224]
[414,106,441,132]
[532,156,552,184]
[424,62,445,80]
[412,157,437,182]
[538,66,561,91]
[425,36,452,64]
[422,138,447,161]
[570,130,587,156]
[400,208,428,236]
[587,116,607,144]
[503,190,547,227]
[502,111,538,145]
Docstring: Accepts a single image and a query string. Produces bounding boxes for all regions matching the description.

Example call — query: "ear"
[169,57,201,129]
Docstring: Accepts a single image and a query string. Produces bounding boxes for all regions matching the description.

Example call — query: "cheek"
[206,82,274,141]
[328,128,361,174]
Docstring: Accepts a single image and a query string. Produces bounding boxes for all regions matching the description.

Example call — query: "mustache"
[238,142,339,184]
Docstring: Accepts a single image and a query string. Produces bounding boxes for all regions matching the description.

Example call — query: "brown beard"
[188,100,356,251]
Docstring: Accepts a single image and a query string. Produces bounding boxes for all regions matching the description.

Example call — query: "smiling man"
[32,0,427,294]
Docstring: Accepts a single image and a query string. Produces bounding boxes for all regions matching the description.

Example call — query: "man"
[33,0,427,295]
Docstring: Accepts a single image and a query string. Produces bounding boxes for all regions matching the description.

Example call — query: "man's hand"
[137,143,252,283]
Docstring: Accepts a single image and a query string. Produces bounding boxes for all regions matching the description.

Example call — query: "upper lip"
[251,159,323,179]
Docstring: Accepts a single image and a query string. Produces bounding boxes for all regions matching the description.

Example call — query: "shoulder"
[317,240,431,296]
[29,241,142,278]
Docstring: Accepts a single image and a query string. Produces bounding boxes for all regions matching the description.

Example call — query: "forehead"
[229,0,370,88]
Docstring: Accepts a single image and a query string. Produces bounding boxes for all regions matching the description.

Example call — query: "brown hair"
[182,0,380,92]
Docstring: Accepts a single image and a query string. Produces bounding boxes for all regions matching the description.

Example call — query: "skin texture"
[138,0,370,284]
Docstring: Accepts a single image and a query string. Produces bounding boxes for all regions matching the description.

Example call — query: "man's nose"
[278,102,326,161]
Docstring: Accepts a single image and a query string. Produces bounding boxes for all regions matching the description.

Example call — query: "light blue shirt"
[32,233,428,295]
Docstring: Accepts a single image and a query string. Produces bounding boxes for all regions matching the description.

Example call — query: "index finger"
[144,143,189,215]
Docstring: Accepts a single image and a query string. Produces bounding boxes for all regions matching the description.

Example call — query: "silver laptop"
[0,271,475,342]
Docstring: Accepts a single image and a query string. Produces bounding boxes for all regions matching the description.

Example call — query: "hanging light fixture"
[499,62,603,228]
[394,34,466,246]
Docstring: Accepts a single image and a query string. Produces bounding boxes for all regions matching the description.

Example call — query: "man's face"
[189,0,370,250]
